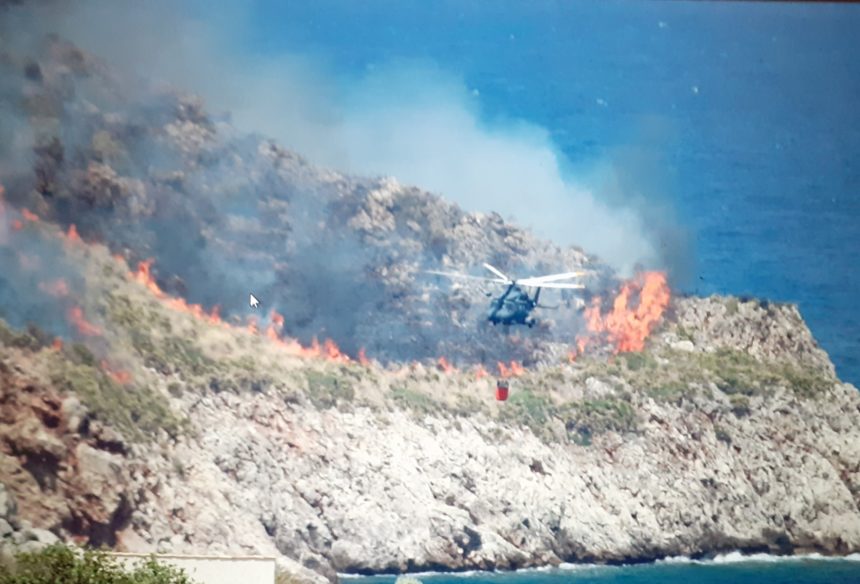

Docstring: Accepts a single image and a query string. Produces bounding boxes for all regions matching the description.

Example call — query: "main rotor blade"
[521,282,586,290]
[482,263,513,283]
[425,270,509,284]
[518,271,592,285]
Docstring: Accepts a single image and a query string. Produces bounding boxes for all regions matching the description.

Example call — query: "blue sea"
[229,0,860,387]
[343,558,860,584]
[341,555,860,584]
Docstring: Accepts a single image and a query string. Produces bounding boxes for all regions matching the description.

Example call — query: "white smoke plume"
[5,0,673,276]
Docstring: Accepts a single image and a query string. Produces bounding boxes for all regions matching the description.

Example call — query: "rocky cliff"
[0,214,858,584]
[1,25,859,584]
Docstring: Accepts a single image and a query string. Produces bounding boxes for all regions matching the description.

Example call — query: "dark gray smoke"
[0,0,687,276]
[0,1,670,366]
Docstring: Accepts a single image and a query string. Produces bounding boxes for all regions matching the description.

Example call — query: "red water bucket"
[496,380,509,401]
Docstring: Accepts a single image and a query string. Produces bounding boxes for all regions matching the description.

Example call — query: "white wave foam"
[658,552,860,565]
[338,569,484,580]
[339,553,860,579]
[555,563,607,571]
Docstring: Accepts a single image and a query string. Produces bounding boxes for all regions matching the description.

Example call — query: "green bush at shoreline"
[0,544,198,584]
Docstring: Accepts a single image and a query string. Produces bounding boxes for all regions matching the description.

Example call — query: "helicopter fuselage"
[427,262,587,328]
[487,284,540,327]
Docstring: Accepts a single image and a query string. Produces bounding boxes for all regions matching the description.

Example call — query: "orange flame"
[133,259,164,296]
[66,224,81,242]
[474,365,489,380]
[437,356,454,374]
[127,258,361,364]
[21,209,39,222]
[164,297,222,324]
[11,219,22,231]
[578,271,670,354]
[323,338,350,363]
[270,310,285,328]
[101,361,132,385]
[497,360,524,378]
[265,310,284,341]
[39,279,70,297]
[67,306,101,337]
[111,370,133,385]
[510,361,525,376]
[131,260,222,325]
[358,348,370,366]
[52,338,63,351]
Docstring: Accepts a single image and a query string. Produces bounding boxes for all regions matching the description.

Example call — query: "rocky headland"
[0,26,859,584]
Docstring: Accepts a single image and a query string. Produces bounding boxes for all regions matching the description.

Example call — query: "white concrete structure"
[109,552,276,584]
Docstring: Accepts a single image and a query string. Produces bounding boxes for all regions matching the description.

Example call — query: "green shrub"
[714,425,732,445]
[622,352,655,372]
[452,394,486,417]
[646,380,689,404]
[780,365,828,398]
[0,544,197,583]
[729,395,751,417]
[0,320,52,351]
[68,343,98,367]
[51,362,186,442]
[130,331,214,377]
[306,370,354,409]
[716,371,756,396]
[390,387,439,416]
[565,398,638,444]
[570,426,592,447]
[725,298,740,316]
[500,389,555,436]
[675,325,694,342]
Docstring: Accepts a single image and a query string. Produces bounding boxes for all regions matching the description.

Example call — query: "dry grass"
[12,238,836,448]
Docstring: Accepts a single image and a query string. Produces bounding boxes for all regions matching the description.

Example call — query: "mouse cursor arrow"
[249,293,261,309]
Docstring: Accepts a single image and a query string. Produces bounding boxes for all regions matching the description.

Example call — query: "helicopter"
[427,263,590,327]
